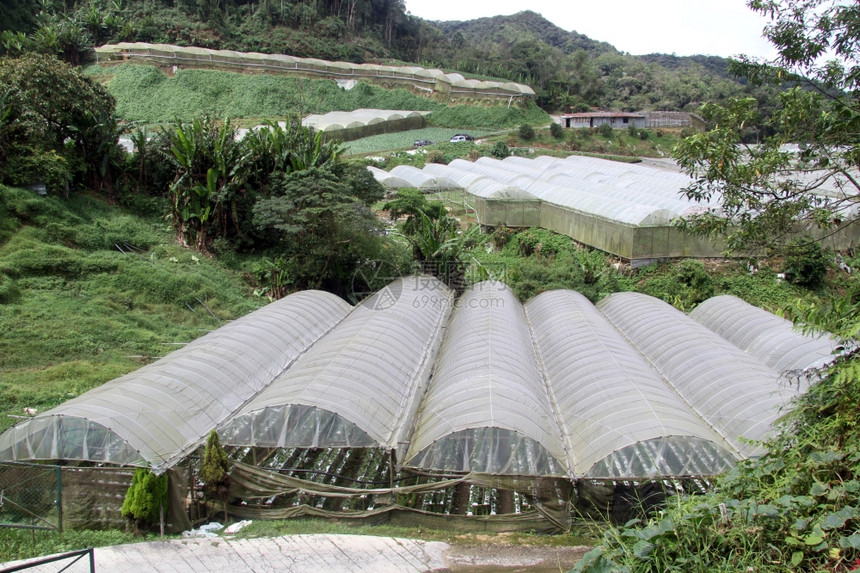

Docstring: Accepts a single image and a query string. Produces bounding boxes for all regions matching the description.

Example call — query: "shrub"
[782,236,829,288]
[121,468,168,532]
[0,273,19,303]
[549,122,564,139]
[425,149,446,164]
[518,124,535,141]
[490,141,510,158]
[597,123,613,138]
[200,430,231,522]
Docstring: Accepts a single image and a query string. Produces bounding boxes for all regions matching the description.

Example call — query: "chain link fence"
[0,462,62,531]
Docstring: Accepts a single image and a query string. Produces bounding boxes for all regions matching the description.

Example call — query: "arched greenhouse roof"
[0,282,817,480]
[220,277,453,450]
[0,291,352,472]
[389,165,456,191]
[404,282,569,476]
[597,292,796,457]
[690,295,838,379]
[525,290,738,479]
[367,166,412,190]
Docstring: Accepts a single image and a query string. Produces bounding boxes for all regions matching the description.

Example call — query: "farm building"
[0,278,837,532]
[560,112,646,129]
[371,155,860,265]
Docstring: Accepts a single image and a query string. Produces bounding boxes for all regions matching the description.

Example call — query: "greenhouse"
[302,109,429,142]
[369,155,860,264]
[94,43,535,100]
[0,278,835,531]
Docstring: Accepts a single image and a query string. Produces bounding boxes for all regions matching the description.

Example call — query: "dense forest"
[0,0,768,112]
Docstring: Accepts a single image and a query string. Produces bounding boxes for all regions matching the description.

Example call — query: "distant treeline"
[1,0,772,113]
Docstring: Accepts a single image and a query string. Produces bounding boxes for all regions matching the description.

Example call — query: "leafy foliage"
[0,53,123,195]
[383,189,484,290]
[121,468,168,530]
[518,124,535,141]
[200,430,230,522]
[573,342,860,573]
[0,186,263,432]
[782,236,830,288]
[673,0,860,254]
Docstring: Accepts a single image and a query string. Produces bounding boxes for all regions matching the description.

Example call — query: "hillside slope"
[2,1,763,113]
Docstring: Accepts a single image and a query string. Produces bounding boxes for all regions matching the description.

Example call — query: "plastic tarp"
[389,165,455,191]
[0,279,823,481]
[689,295,838,379]
[367,166,412,190]
[220,277,453,450]
[404,282,569,476]
[0,291,351,472]
[597,292,797,457]
[525,290,738,479]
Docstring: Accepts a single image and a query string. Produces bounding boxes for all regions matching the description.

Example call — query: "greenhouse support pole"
[56,466,63,532]
[159,502,164,537]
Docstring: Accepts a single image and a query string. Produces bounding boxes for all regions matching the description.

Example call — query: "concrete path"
[0,534,450,573]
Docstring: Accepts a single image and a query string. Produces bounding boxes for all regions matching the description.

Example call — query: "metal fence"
[0,548,94,572]
[0,462,62,532]
[0,462,145,532]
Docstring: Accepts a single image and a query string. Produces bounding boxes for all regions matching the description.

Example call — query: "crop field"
[343,128,500,154]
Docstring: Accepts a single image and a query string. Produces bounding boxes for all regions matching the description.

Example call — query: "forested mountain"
[0,0,764,112]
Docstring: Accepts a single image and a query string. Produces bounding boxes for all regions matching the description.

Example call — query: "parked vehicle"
[413,139,433,147]
[449,134,474,142]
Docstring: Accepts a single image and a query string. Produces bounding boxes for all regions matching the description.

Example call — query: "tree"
[121,468,169,534]
[251,165,393,296]
[0,53,123,196]
[673,0,859,254]
[199,430,230,524]
[383,189,485,291]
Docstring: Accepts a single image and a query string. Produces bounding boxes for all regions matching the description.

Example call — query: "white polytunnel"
[219,277,453,450]
[0,280,832,482]
[389,165,453,191]
[524,290,738,479]
[597,292,798,457]
[689,294,838,381]
[403,281,570,477]
[0,290,352,472]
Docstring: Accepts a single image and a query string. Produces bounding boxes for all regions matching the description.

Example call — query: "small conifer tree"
[121,468,168,533]
[199,430,231,523]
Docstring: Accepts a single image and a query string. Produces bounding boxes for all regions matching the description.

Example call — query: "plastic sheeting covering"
[597,292,797,457]
[220,277,453,450]
[690,295,838,386]
[0,279,822,481]
[525,290,738,479]
[405,281,569,476]
[0,291,352,471]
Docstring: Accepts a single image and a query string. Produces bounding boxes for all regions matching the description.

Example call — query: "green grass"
[230,517,595,547]
[0,528,159,563]
[344,128,499,155]
[86,63,550,131]
[0,186,265,431]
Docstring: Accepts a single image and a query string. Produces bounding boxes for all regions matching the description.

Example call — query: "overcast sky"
[402,0,777,59]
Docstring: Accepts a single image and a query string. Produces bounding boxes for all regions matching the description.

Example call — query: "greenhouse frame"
[371,155,860,265]
[0,278,837,532]
[94,43,536,100]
